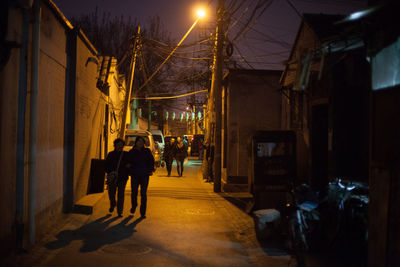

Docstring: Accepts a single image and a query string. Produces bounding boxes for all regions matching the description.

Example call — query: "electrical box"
[248,131,296,209]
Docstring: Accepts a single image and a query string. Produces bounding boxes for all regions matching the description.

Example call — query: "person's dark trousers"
[108,179,127,215]
[176,159,184,176]
[131,175,149,216]
[165,159,173,175]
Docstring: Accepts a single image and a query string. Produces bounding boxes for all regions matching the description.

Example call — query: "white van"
[150,129,165,153]
[124,129,155,152]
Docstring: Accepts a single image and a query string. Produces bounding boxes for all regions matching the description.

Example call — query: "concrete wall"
[164,118,187,136]
[0,0,71,250]
[0,0,113,250]
[97,57,125,156]
[35,1,66,216]
[280,21,322,183]
[73,33,102,202]
[222,70,282,187]
[370,87,400,267]
[0,7,21,250]
[138,117,159,131]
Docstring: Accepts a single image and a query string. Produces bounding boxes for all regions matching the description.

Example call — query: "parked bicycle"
[325,178,368,251]
[283,179,368,265]
[283,183,323,265]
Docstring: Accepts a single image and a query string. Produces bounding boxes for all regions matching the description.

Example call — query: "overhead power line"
[136,18,201,93]
[144,37,211,49]
[132,89,208,100]
[230,0,274,42]
[286,0,302,18]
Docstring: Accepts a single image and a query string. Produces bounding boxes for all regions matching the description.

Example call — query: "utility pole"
[138,52,153,131]
[119,26,140,139]
[148,100,152,131]
[211,0,225,192]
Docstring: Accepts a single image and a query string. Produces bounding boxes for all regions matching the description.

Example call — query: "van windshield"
[125,136,150,147]
[153,135,163,142]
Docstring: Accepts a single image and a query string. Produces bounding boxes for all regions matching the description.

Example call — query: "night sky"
[51,0,367,113]
[52,0,367,70]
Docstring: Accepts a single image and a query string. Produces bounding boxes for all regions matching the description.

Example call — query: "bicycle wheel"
[289,218,308,266]
[289,217,309,252]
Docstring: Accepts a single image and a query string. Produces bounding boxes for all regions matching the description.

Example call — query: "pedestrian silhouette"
[105,138,130,217]
[163,138,176,176]
[174,137,188,177]
[128,136,155,218]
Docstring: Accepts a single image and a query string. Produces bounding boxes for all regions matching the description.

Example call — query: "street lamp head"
[196,9,206,19]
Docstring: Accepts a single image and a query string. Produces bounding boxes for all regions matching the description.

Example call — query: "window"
[153,135,163,142]
[372,36,400,90]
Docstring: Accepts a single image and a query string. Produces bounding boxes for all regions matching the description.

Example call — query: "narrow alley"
[4,159,295,267]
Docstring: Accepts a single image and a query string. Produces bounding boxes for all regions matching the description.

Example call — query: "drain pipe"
[27,0,41,245]
[15,2,31,252]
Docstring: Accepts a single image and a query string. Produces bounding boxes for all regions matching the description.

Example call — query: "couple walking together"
[163,137,188,177]
[105,137,154,218]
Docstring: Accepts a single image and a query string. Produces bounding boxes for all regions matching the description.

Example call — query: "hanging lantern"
[186,113,189,121]
[172,112,176,120]
[197,111,202,120]
[191,112,195,120]
[165,111,169,120]
[180,113,184,121]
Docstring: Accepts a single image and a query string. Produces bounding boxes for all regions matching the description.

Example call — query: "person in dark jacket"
[105,138,130,217]
[163,138,175,176]
[174,136,188,177]
[128,136,155,218]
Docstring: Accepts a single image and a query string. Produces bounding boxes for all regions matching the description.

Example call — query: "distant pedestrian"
[128,136,155,218]
[182,136,189,150]
[174,136,188,177]
[163,138,176,176]
[198,138,205,160]
[105,138,130,217]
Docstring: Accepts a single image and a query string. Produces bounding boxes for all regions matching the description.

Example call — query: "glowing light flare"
[346,8,375,21]
[196,8,206,19]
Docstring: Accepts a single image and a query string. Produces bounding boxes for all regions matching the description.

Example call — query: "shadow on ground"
[45,214,144,252]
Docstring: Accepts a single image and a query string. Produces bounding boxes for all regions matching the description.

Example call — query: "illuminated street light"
[135,6,207,93]
[196,9,206,19]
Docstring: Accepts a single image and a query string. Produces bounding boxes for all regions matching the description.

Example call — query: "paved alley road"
[8,159,295,267]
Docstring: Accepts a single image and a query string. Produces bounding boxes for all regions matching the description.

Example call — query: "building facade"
[0,0,125,253]
[221,69,282,192]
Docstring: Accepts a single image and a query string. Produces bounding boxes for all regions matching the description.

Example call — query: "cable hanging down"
[132,89,208,100]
